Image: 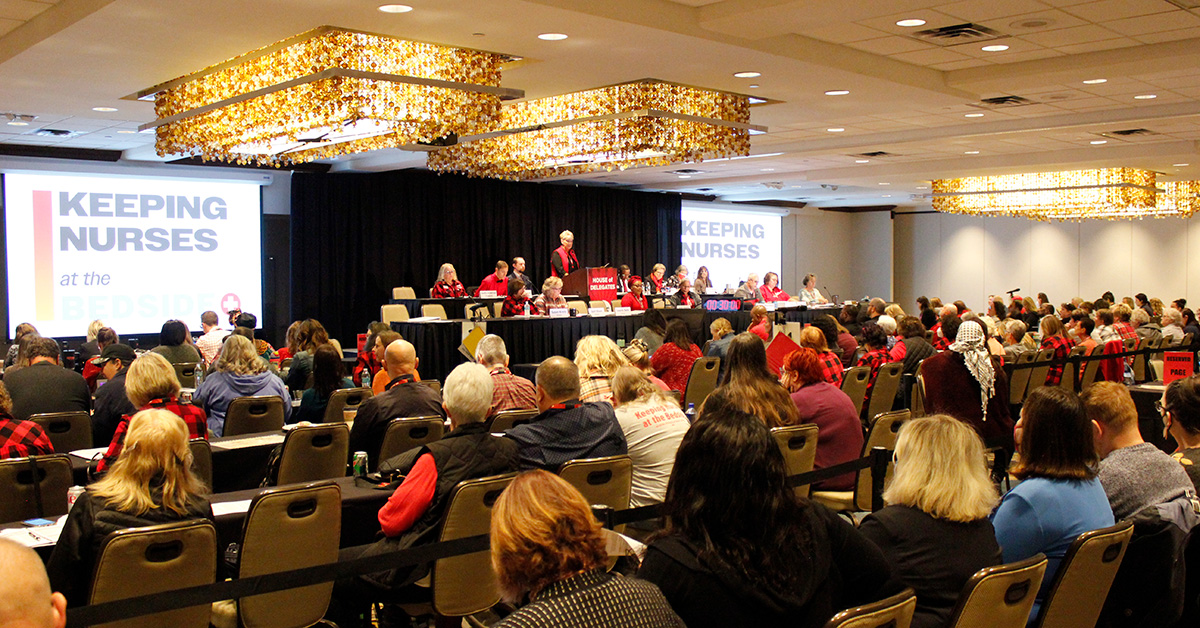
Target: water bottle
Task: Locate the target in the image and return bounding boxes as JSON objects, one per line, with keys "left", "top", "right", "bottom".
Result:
{"left": 685, "top": 402, "right": 696, "bottom": 422}
{"left": 523, "top": 301, "right": 531, "bottom": 317}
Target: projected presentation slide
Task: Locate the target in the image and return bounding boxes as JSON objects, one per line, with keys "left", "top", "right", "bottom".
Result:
{"left": 3, "top": 172, "right": 263, "bottom": 338}
{"left": 680, "top": 205, "right": 782, "bottom": 293}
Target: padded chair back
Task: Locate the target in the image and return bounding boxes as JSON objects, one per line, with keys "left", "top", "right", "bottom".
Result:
{"left": 557, "top": 455, "right": 633, "bottom": 511}
{"left": 237, "top": 482, "right": 342, "bottom": 628}
{"left": 1132, "top": 337, "right": 1151, "bottom": 383}
{"left": 683, "top": 357, "right": 721, "bottom": 409}
{"left": 771, "top": 424, "right": 819, "bottom": 499}
{"left": 421, "top": 304, "right": 448, "bottom": 320}
{"left": 223, "top": 396, "right": 286, "bottom": 436}
{"left": 0, "top": 454, "right": 72, "bottom": 523}
{"left": 276, "top": 423, "right": 349, "bottom": 486}
{"left": 865, "top": 362, "right": 904, "bottom": 424}
{"left": 841, "top": 366, "right": 871, "bottom": 416}
{"left": 854, "top": 410, "right": 909, "bottom": 511}
{"left": 946, "top": 554, "right": 1048, "bottom": 628}
{"left": 323, "top": 387, "right": 373, "bottom": 423}
{"left": 487, "top": 409, "right": 537, "bottom": 432}
{"left": 566, "top": 299, "right": 589, "bottom": 314}
{"left": 492, "top": 302, "right": 503, "bottom": 318}
{"left": 378, "top": 416, "right": 445, "bottom": 463}
{"left": 430, "top": 473, "right": 518, "bottom": 617}
{"left": 381, "top": 303, "right": 409, "bottom": 324}
{"left": 1122, "top": 337, "right": 1138, "bottom": 353}
{"left": 89, "top": 519, "right": 217, "bottom": 628}
{"left": 1025, "top": 348, "right": 1055, "bottom": 397}
{"left": 825, "top": 587, "right": 917, "bottom": 628}
{"left": 611, "top": 299, "right": 623, "bottom": 311}
{"left": 1062, "top": 345, "right": 1086, "bottom": 392}
{"left": 1008, "top": 352, "right": 1037, "bottom": 404}
{"left": 653, "top": 299, "right": 666, "bottom": 309}
{"left": 419, "top": 379, "right": 442, "bottom": 394}
{"left": 393, "top": 286, "right": 417, "bottom": 300}
{"left": 912, "top": 372, "right": 926, "bottom": 418}
{"left": 1033, "top": 520, "right": 1133, "bottom": 628}
{"left": 29, "top": 411, "right": 92, "bottom": 454}
{"left": 173, "top": 362, "right": 201, "bottom": 389}
{"left": 1079, "top": 344, "right": 1104, "bottom": 390}
{"left": 589, "top": 300, "right": 612, "bottom": 312}
{"left": 188, "top": 439, "right": 213, "bottom": 489}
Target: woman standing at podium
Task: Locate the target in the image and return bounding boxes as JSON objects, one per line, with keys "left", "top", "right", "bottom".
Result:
{"left": 550, "top": 230, "right": 580, "bottom": 277}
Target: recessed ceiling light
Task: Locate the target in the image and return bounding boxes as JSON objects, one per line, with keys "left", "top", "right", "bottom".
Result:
{"left": 981, "top": 44, "right": 1009, "bottom": 52}
{"left": 964, "top": 150, "right": 979, "bottom": 154}
{"left": 825, "top": 90, "right": 850, "bottom": 96}
{"left": 915, "top": 185, "right": 928, "bottom": 190}
{"left": 678, "top": 175, "right": 692, "bottom": 179}
{"left": 1090, "top": 140, "right": 1107, "bottom": 144}
{"left": 733, "top": 71, "right": 761, "bottom": 78}
{"left": 748, "top": 84, "right": 760, "bottom": 88}
{"left": 883, "top": 195, "right": 892, "bottom": 198}
{"left": 1133, "top": 94, "right": 1157, "bottom": 100}
{"left": 826, "top": 127, "right": 845, "bottom": 132}
{"left": 748, "top": 128, "right": 766, "bottom": 135}
{"left": 116, "top": 130, "right": 137, "bottom": 134}
{"left": 377, "top": 4, "right": 413, "bottom": 13}
{"left": 1173, "top": 163, "right": 1189, "bottom": 167}
{"left": 855, "top": 159, "right": 870, "bottom": 163}
{"left": 896, "top": 19, "right": 926, "bottom": 27}
{"left": 7, "top": 120, "right": 28, "bottom": 127}
{"left": 538, "top": 33, "right": 568, "bottom": 41}
{"left": 748, "top": 96, "right": 767, "bottom": 104}
{"left": 878, "top": 182, "right": 890, "bottom": 186}
{"left": 1082, "top": 78, "right": 1107, "bottom": 84}
{"left": 92, "top": 106, "right": 118, "bottom": 112}
{"left": 964, "top": 113, "right": 984, "bottom": 118}
{"left": 760, "top": 168, "right": 775, "bottom": 171}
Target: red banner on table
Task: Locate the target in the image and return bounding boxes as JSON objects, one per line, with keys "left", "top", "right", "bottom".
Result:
{"left": 1163, "top": 351, "right": 1194, "bottom": 384}
{"left": 588, "top": 267, "right": 618, "bottom": 303}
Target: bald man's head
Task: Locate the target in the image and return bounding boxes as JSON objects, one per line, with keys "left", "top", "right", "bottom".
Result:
{"left": 384, "top": 339, "right": 418, "bottom": 378}
{"left": 535, "top": 356, "right": 581, "bottom": 411}
{"left": 0, "top": 539, "right": 66, "bottom": 628}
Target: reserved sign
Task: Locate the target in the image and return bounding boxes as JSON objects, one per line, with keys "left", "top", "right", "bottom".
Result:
{"left": 1164, "top": 351, "right": 1194, "bottom": 384}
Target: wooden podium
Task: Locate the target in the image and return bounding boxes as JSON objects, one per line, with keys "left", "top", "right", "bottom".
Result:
{"left": 561, "top": 267, "right": 618, "bottom": 302}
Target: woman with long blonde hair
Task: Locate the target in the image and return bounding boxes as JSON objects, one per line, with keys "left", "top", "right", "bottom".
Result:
{"left": 48, "top": 409, "right": 212, "bottom": 605}
{"left": 574, "top": 335, "right": 629, "bottom": 403}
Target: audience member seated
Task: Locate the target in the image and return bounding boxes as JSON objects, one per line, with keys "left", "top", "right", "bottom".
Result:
{"left": 862, "top": 298, "right": 887, "bottom": 327}
{"left": 840, "top": 303, "right": 862, "bottom": 338}
{"left": 1182, "top": 308, "right": 1200, "bottom": 342}
{"left": 193, "top": 334, "right": 291, "bottom": 437}
{"left": 0, "top": 538, "right": 67, "bottom": 628}
{"left": 651, "top": 320, "right": 702, "bottom": 393}
{"left": 430, "top": 262, "right": 468, "bottom": 298}
{"left": 531, "top": 276, "right": 567, "bottom": 315}
{"left": 708, "top": 333, "right": 798, "bottom": 428}
{"left": 90, "top": 344, "right": 138, "bottom": 449}
{"left": 663, "top": 265, "right": 689, "bottom": 290}
{"left": 917, "top": 296, "right": 937, "bottom": 329}
{"left": 5, "top": 323, "right": 37, "bottom": 369}
{"left": 98, "top": 353, "right": 207, "bottom": 473}
{"left": 5, "top": 337, "right": 91, "bottom": 422}
{"left": 504, "top": 356, "right": 626, "bottom": 470}
{"left": 961, "top": 313, "right": 1002, "bottom": 358}
{"left": 760, "top": 271, "right": 790, "bottom": 302}
{"left": 638, "top": 399, "right": 895, "bottom": 628}
{"left": 511, "top": 257, "right": 534, "bottom": 292}
{"left": 369, "top": 330, "right": 403, "bottom": 395}
{"left": 748, "top": 303, "right": 772, "bottom": 341}
{"left": 195, "top": 310, "right": 231, "bottom": 367}
{"left": 991, "top": 387, "right": 1114, "bottom": 620}
{"left": 80, "top": 327, "right": 119, "bottom": 391}
{"left": 284, "top": 318, "right": 336, "bottom": 392}
{"left": 704, "top": 317, "right": 734, "bottom": 383}
{"left": 349, "top": 339, "right": 444, "bottom": 471}
{"left": 1083, "top": 382, "right": 1193, "bottom": 520}
{"left": 611, "top": 367, "right": 689, "bottom": 507}
{"left": 621, "top": 276, "right": 650, "bottom": 311}
{"left": 475, "top": 334, "right": 537, "bottom": 413}
{"left": 1001, "top": 319, "right": 1033, "bottom": 363}
{"left": 1092, "top": 308, "right": 1120, "bottom": 343}
{"left": 616, "top": 264, "right": 633, "bottom": 293}
{"left": 491, "top": 470, "right": 684, "bottom": 628}
{"left": 921, "top": 320, "right": 1013, "bottom": 450}
{"left": 732, "top": 273, "right": 762, "bottom": 302}
{"left": 1111, "top": 304, "right": 1138, "bottom": 343}
{"left": 859, "top": 415, "right": 1002, "bottom": 628}
{"left": 1165, "top": 375, "right": 1200, "bottom": 491}
{"left": 500, "top": 277, "right": 532, "bottom": 317}
{"left": 798, "top": 326, "right": 844, "bottom": 387}
{"left": 876, "top": 314, "right": 899, "bottom": 350}
{"left": 475, "top": 260, "right": 510, "bottom": 297}
{"left": 635, "top": 309, "right": 668, "bottom": 356}
{"left": 277, "top": 320, "right": 300, "bottom": 362}
{"left": 1131, "top": 307, "right": 1162, "bottom": 342}
{"left": 668, "top": 278, "right": 700, "bottom": 308}
{"left": 798, "top": 273, "right": 827, "bottom": 303}
{"left": 333, "top": 363, "right": 519, "bottom": 627}
{"left": 781, "top": 348, "right": 861, "bottom": 490}
{"left": 1162, "top": 307, "right": 1186, "bottom": 344}
{"left": 233, "top": 311, "right": 277, "bottom": 364}
{"left": 888, "top": 317, "right": 934, "bottom": 376}
{"left": 48, "top": 409, "right": 212, "bottom": 606}
{"left": 0, "top": 381, "right": 53, "bottom": 459}
{"left": 353, "top": 322, "right": 389, "bottom": 387}
{"left": 623, "top": 340, "right": 671, "bottom": 392}
{"left": 854, "top": 323, "right": 892, "bottom": 419}
{"left": 694, "top": 266, "right": 712, "bottom": 293}
{"left": 293, "top": 345, "right": 354, "bottom": 424}
{"left": 149, "top": 319, "right": 202, "bottom": 365}
{"left": 1039, "top": 315, "right": 1074, "bottom": 387}
{"left": 574, "top": 335, "right": 630, "bottom": 404}
{"left": 1072, "top": 316, "right": 1097, "bottom": 353}
{"left": 648, "top": 263, "right": 667, "bottom": 293}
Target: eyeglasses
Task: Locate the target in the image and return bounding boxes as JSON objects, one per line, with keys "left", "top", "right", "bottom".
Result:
{"left": 1155, "top": 399, "right": 1169, "bottom": 417}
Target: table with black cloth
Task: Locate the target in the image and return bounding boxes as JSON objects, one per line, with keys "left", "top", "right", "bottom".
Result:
{"left": 69, "top": 431, "right": 286, "bottom": 492}
{"left": 388, "top": 297, "right": 504, "bottom": 320}
{"left": 1128, "top": 382, "right": 1175, "bottom": 453}
{"left": 483, "top": 314, "right": 644, "bottom": 365}
{"left": 659, "top": 308, "right": 751, "bottom": 345}
{"left": 390, "top": 319, "right": 467, "bottom": 383}
{"left": 779, "top": 304, "right": 843, "bottom": 326}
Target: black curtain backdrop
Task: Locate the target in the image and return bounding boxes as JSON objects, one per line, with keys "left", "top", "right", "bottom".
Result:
{"left": 290, "top": 169, "right": 681, "bottom": 341}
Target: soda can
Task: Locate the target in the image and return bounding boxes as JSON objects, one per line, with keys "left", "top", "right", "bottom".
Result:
{"left": 67, "top": 485, "right": 86, "bottom": 508}
{"left": 352, "top": 451, "right": 369, "bottom": 477}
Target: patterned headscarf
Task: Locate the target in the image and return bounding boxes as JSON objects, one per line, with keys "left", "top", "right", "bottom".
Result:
{"left": 948, "top": 320, "right": 995, "bottom": 420}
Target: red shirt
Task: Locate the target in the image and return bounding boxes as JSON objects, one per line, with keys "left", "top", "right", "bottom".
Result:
{"left": 621, "top": 292, "right": 648, "bottom": 311}
{"left": 856, "top": 348, "right": 891, "bottom": 415}
{"left": 817, "top": 351, "right": 844, "bottom": 388}
{"left": 489, "top": 366, "right": 538, "bottom": 413}
{"left": 475, "top": 273, "right": 509, "bottom": 297}
{"left": 761, "top": 285, "right": 790, "bottom": 302}
{"left": 1040, "top": 335, "right": 1073, "bottom": 386}
{"left": 501, "top": 294, "right": 530, "bottom": 317}
{"left": 649, "top": 275, "right": 665, "bottom": 293}
{"left": 431, "top": 280, "right": 468, "bottom": 298}
{"left": 749, "top": 319, "right": 770, "bottom": 341}
{"left": 379, "top": 452, "right": 437, "bottom": 537}
{"left": 98, "top": 397, "right": 208, "bottom": 472}
{"left": 651, "top": 343, "right": 703, "bottom": 392}
{"left": 0, "top": 415, "right": 53, "bottom": 459}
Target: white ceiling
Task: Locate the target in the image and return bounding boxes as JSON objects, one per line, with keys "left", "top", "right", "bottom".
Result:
{"left": 2, "top": 0, "right": 1200, "bottom": 207}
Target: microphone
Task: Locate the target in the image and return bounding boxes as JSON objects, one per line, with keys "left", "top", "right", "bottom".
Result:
{"left": 1006, "top": 287, "right": 1020, "bottom": 297}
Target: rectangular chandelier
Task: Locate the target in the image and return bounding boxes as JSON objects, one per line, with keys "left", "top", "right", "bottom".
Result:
{"left": 131, "top": 26, "right": 523, "bottom": 165}
{"left": 426, "top": 79, "right": 764, "bottom": 180}
{"left": 932, "top": 168, "right": 1197, "bottom": 221}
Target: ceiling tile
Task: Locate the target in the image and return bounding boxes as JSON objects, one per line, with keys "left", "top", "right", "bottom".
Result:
{"left": 846, "top": 35, "right": 935, "bottom": 55}
{"left": 1019, "top": 24, "right": 1126, "bottom": 47}
{"left": 998, "top": 9, "right": 1091, "bottom": 34}
{"left": 1133, "top": 29, "right": 1200, "bottom": 44}
{"left": 0, "top": 0, "right": 53, "bottom": 22}
{"left": 854, "top": 9, "right": 971, "bottom": 35}
{"left": 1102, "top": 11, "right": 1200, "bottom": 36}
{"left": 930, "top": 58, "right": 992, "bottom": 70}
{"left": 1052, "top": 37, "right": 1141, "bottom": 54}
{"left": 1061, "top": 0, "right": 1177, "bottom": 22}
{"left": 799, "top": 22, "right": 889, "bottom": 44}
{"left": 936, "top": 0, "right": 1066, "bottom": 24}
{"left": 890, "top": 47, "right": 973, "bottom": 66}
{"left": 0, "top": 17, "right": 20, "bottom": 36}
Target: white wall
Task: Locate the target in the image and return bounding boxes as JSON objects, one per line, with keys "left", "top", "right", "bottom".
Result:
{"left": 893, "top": 210, "right": 1200, "bottom": 312}
{"left": 782, "top": 208, "right": 893, "bottom": 301}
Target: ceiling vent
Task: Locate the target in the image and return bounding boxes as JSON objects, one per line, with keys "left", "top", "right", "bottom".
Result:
{"left": 669, "top": 168, "right": 705, "bottom": 175}
{"left": 855, "top": 151, "right": 895, "bottom": 158}
{"left": 971, "top": 95, "right": 1037, "bottom": 109}
{"left": 30, "top": 128, "right": 83, "bottom": 138}
{"left": 1108, "top": 128, "right": 1156, "bottom": 136}
{"left": 911, "top": 23, "right": 1004, "bottom": 46}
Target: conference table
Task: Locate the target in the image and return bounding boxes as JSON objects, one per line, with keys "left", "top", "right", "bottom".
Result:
{"left": 389, "top": 297, "right": 504, "bottom": 320}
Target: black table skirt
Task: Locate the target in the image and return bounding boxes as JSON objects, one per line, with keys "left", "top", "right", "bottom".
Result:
{"left": 391, "top": 320, "right": 467, "bottom": 383}
{"left": 484, "top": 315, "right": 645, "bottom": 365}
{"left": 1129, "top": 383, "right": 1174, "bottom": 453}
{"left": 389, "top": 297, "right": 504, "bottom": 320}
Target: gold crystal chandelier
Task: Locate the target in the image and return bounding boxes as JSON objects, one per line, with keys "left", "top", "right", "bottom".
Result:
{"left": 131, "top": 26, "right": 523, "bottom": 165}
{"left": 426, "top": 79, "right": 764, "bottom": 180}
{"left": 932, "top": 168, "right": 1199, "bottom": 221}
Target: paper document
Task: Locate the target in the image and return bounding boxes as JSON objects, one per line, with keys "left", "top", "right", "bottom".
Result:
{"left": 211, "top": 500, "right": 253, "bottom": 517}
{"left": 70, "top": 447, "right": 108, "bottom": 460}
{"left": 211, "top": 433, "right": 285, "bottom": 450}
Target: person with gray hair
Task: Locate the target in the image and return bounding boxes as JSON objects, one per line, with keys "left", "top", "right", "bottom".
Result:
{"left": 732, "top": 273, "right": 762, "bottom": 302}
{"left": 505, "top": 356, "right": 627, "bottom": 470}
{"left": 0, "top": 539, "right": 67, "bottom": 628}
{"left": 1131, "top": 307, "right": 1163, "bottom": 342}
{"left": 475, "top": 334, "right": 536, "bottom": 413}
{"left": 1001, "top": 319, "right": 1033, "bottom": 364}
{"left": 1162, "top": 308, "right": 1186, "bottom": 344}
